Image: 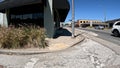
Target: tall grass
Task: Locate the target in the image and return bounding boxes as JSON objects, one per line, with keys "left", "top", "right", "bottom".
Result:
{"left": 0, "top": 26, "right": 48, "bottom": 49}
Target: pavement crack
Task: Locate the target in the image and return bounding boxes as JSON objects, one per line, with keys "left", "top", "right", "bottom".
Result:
{"left": 24, "top": 57, "right": 39, "bottom": 68}
{"left": 89, "top": 55, "right": 105, "bottom": 68}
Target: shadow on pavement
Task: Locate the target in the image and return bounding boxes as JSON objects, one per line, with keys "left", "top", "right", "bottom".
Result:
{"left": 53, "top": 28, "right": 72, "bottom": 38}
{"left": 111, "top": 34, "right": 120, "bottom": 37}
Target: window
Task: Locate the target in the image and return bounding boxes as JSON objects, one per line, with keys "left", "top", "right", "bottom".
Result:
{"left": 83, "top": 21, "right": 85, "bottom": 23}
{"left": 80, "top": 21, "right": 82, "bottom": 23}
{"left": 115, "top": 22, "right": 120, "bottom": 25}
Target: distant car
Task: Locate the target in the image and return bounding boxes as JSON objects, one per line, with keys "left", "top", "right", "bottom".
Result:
{"left": 112, "top": 21, "right": 120, "bottom": 37}
{"left": 94, "top": 26, "right": 104, "bottom": 30}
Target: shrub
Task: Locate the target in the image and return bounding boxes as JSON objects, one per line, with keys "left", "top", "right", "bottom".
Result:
{"left": 0, "top": 26, "right": 48, "bottom": 49}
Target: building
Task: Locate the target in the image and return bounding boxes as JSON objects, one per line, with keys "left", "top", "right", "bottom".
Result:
{"left": 105, "top": 18, "right": 120, "bottom": 28}
{"left": 76, "top": 19, "right": 107, "bottom": 27}
{"left": 0, "top": 0, "right": 70, "bottom": 38}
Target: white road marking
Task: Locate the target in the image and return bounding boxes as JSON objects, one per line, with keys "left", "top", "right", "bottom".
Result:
{"left": 76, "top": 29, "right": 98, "bottom": 36}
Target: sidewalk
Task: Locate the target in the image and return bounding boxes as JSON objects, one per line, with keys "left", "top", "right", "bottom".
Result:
{"left": 30, "top": 28, "right": 120, "bottom": 68}
{"left": 48, "top": 27, "right": 84, "bottom": 51}
{"left": 1, "top": 27, "right": 120, "bottom": 68}
{"left": 0, "top": 27, "right": 85, "bottom": 55}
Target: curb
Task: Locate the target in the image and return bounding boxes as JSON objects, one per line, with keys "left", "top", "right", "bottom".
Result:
{"left": 0, "top": 49, "right": 50, "bottom": 55}
{"left": 70, "top": 36, "right": 85, "bottom": 47}
{"left": 0, "top": 35, "right": 85, "bottom": 55}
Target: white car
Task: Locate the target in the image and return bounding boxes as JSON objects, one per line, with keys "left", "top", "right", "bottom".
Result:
{"left": 112, "top": 21, "right": 120, "bottom": 37}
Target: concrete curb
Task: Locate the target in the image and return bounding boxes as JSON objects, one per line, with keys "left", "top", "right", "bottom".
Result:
{"left": 0, "top": 35, "right": 85, "bottom": 55}
{"left": 0, "top": 49, "right": 50, "bottom": 55}
{"left": 70, "top": 36, "right": 85, "bottom": 47}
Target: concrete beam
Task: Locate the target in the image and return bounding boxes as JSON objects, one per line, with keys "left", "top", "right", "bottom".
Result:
{"left": 44, "top": 0, "right": 54, "bottom": 38}
{"left": 0, "top": 12, "right": 8, "bottom": 27}
{"left": 0, "top": 13, "right": 4, "bottom": 26}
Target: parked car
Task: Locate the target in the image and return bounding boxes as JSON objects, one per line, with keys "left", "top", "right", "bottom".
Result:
{"left": 112, "top": 21, "right": 120, "bottom": 37}
{"left": 94, "top": 26, "right": 104, "bottom": 30}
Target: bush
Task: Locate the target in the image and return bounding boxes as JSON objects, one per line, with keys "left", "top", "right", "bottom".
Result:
{"left": 0, "top": 26, "right": 48, "bottom": 49}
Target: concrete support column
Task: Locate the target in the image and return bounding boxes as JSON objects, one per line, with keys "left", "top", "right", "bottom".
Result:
{"left": 55, "top": 15, "right": 60, "bottom": 29}
{"left": 90, "top": 21, "right": 93, "bottom": 27}
{"left": 44, "top": 0, "right": 54, "bottom": 38}
{"left": 107, "top": 23, "right": 110, "bottom": 28}
{"left": 54, "top": 9, "right": 60, "bottom": 29}
{"left": 55, "top": 21, "right": 60, "bottom": 29}
{"left": 0, "top": 12, "right": 8, "bottom": 27}
{"left": 0, "top": 13, "right": 4, "bottom": 26}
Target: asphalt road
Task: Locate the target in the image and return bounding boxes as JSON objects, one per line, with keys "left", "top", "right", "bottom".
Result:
{"left": 79, "top": 28, "right": 120, "bottom": 45}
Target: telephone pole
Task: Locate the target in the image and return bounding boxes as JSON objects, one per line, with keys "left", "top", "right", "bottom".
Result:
{"left": 72, "top": 0, "right": 75, "bottom": 38}
{"left": 104, "top": 10, "right": 106, "bottom": 22}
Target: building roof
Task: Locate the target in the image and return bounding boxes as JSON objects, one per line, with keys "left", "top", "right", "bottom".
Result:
{"left": 106, "top": 18, "right": 120, "bottom": 23}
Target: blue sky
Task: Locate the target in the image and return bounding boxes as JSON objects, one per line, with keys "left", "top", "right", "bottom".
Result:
{"left": 65, "top": 0, "right": 120, "bottom": 22}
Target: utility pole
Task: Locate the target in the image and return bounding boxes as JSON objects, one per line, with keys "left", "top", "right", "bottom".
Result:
{"left": 104, "top": 10, "right": 106, "bottom": 23}
{"left": 72, "top": 0, "right": 75, "bottom": 38}
{"left": 104, "top": 9, "right": 109, "bottom": 28}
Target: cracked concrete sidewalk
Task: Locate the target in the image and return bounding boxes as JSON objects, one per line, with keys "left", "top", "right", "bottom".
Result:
{"left": 76, "top": 38, "right": 120, "bottom": 68}
{"left": 0, "top": 27, "right": 120, "bottom": 68}
{"left": 33, "top": 37, "right": 120, "bottom": 68}
{"left": 59, "top": 27, "right": 120, "bottom": 68}
{"left": 47, "top": 27, "right": 84, "bottom": 51}
{"left": 47, "top": 35, "right": 84, "bottom": 51}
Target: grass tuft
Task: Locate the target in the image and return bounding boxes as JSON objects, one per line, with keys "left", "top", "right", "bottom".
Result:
{"left": 0, "top": 26, "right": 48, "bottom": 49}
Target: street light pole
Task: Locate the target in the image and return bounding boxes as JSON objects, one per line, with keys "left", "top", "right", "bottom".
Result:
{"left": 72, "top": 0, "right": 75, "bottom": 38}
{"left": 104, "top": 10, "right": 106, "bottom": 23}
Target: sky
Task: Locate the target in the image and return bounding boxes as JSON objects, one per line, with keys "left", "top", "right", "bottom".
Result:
{"left": 65, "top": 0, "right": 120, "bottom": 22}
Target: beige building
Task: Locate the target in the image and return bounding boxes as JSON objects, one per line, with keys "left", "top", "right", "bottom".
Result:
{"left": 77, "top": 19, "right": 107, "bottom": 27}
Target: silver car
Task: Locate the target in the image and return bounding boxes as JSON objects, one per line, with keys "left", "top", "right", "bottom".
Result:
{"left": 95, "top": 26, "right": 104, "bottom": 30}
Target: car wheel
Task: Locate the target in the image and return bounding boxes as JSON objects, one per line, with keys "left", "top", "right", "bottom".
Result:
{"left": 113, "top": 30, "right": 119, "bottom": 37}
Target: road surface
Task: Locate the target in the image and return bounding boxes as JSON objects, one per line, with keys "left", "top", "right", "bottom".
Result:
{"left": 79, "top": 28, "right": 120, "bottom": 45}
